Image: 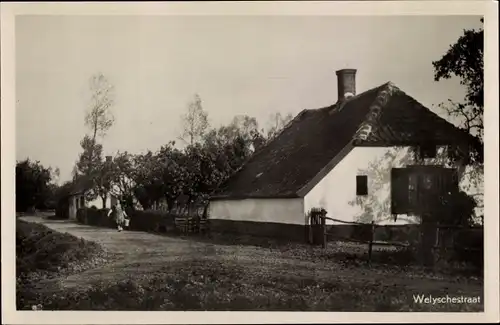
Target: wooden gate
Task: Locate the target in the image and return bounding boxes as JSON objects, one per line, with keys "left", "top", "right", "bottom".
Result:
{"left": 308, "top": 208, "right": 327, "bottom": 247}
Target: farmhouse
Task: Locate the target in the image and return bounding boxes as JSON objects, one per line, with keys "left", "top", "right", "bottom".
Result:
{"left": 209, "top": 69, "right": 479, "bottom": 241}
{"left": 58, "top": 156, "right": 120, "bottom": 220}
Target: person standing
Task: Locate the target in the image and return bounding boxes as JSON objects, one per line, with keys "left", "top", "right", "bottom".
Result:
{"left": 107, "top": 201, "right": 128, "bottom": 232}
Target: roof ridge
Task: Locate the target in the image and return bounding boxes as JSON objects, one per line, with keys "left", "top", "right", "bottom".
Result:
{"left": 328, "top": 82, "right": 392, "bottom": 115}
{"left": 352, "top": 81, "right": 400, "bottom": 141}
{"left": 386, "top": 83, "right": 478, "bottom": 143}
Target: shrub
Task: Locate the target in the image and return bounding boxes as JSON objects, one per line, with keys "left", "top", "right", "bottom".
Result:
{"left": 438, "top": 191, "right": 483, "bottom": 271}
{"left": 78, "top": 208, "right": 115, "bottom": 228}
{"left": 440, "top": 190, "right": 478, "bottom": 227}
{"left": 55, "top": 197, "right": 70, "bottom": 219}
{"left": 76, "top": 208, "right": 86, "bottom": 224}
{"left": 451, "top": 227, "right": 483, "bottom": 271}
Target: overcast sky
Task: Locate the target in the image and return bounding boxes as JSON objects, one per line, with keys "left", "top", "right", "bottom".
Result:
{"left": 16, "top": 15, "right": 483, "bottom": 182}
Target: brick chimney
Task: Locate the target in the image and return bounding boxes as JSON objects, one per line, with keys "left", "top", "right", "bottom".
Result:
{"left": 336, "top": 69, "right": 357, "bottom": 101}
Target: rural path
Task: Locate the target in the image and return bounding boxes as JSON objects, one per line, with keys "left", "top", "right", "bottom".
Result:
{"left": 19, "top": 216, "right": 482, "bottom": 295}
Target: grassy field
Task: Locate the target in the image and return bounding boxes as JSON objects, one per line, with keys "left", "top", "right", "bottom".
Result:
{"left": 17, "top": 216, "right": 483, "bottom": 311}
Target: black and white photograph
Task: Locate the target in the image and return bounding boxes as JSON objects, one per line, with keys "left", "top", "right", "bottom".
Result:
{"left": 2, "top": 1, "right": 499, "bottom": 323}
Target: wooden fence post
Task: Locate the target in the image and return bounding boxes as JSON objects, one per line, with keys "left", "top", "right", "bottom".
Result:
{"left": 321, "top": 214, "right": 326, "bottom": 249}
{"left": 307, "top": 212, "right": 313, "bottom": 244}
{"left": 435, "top": 226, "right": 440, "bottom": 247}
{"left": 368, "top": 220, "right": 375, "bottom": 264}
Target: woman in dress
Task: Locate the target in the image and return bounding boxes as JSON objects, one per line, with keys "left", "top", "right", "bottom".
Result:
{"left": 108, "top": 201, "right": 128, "bottom": 232}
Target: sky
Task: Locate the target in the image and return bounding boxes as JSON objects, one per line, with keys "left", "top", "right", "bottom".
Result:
{"left": 15, "top": 15, "right": 483, "bottom": 183}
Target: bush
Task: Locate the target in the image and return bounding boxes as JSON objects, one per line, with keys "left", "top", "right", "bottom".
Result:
{"left": 452, "top": 227, "right": 483, "bottom": 271}
{"left": 86, "top": 208, "right": 112, "bottom": 227}
{"left": 438, "top": 191, "right": 483, "bottom": 271}
{"left": 76, "top": 208, "right": 86, "bottom": 224}
{"left": 55, "top": 197, "right": 70, "bottom": 219}
{"left": 441, "top": 190, "right": 478, "bottom": 227}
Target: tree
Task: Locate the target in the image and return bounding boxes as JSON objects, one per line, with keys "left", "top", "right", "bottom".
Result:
{"left": 71, "top": 166, "right": 79, "bottom": 181}
{"left": 74, "top": 135, "right": 115, "bottom": 205}
{"left": 50, "top": 167, "right": 61, "bottom": 185}
{"left": 74, "top": 135, "right": 102, "bottom": 202}
{"left": 204, "top": 114, "right": 263, "bottom": 152}
{"left": 432, "top": 18, "right": 484, "bottom": 152}
{"left": 85, "top": 73, "right": 115, "bottom": 142}
{"left": 432, "top": 17, "right": 484, "bottom": 220}
{"left": 16, "top": 159, "right": 54, "bottom": 212}
{"left": 73, "top": 73, "right": 115, "bottom": 205}
{"left": 202, "top": 116, "right": 260, "bottom": 194}
{"left": 157, "top": 143, "right": 187, "bottom": 211}
{"left": 93, "top": 159, "right": 114, "bottom": 209}
{"left": 79, "top": 73, "right": 115, "bottom": 180}
{"left": 130, "top": 151, "right": 165, "bottom": 210}
{"left": 109, "top": 151, "right": 136, "bottom": 210}
{"left": 75, "top": 135, "right": 103, "bottom": 177}
{"left": 179, "top": 94, "right": 209, "bottom": 145}
{"left": 265, "top": 112, "right": 293, "bottom": 140}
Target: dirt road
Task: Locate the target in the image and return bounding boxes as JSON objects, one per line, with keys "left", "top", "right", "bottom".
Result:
{"left": 18, "top": 216, "right": 483, "bottom": 311}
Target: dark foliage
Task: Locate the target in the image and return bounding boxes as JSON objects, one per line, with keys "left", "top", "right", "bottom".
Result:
{"left": 452, "top": 228, "right": 483, "bottom": 271}
{"left": 16, "top": 159, "right": 55, "bottom": 212}
{"left": 76, "top": 208, "right": 116, "bottom": 228}
{"left": 432, "top": 18, "right": 484, "bottom": 162}
{"left": 128, "top": 210, "right": 176, "bottom": 232}
{"left": 440, "top": 190, "right": 478, "bottom": 226}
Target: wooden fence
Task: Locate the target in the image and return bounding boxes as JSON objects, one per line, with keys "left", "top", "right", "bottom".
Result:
{"left": 172, "top": 215, "right": 209, "bottom": 235}
{"left": 308, "top": 209, "right": 483, "bottom": 264}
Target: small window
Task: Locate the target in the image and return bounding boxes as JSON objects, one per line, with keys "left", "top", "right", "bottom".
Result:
{"left": 356, "top": 175, "right": 368, "bottom": 196}
{"left": 419, "top": 144, "right": 437, "bottom": 159}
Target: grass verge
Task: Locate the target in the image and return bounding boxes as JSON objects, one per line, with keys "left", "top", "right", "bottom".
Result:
{"left": 27, "top": 258, "right": 483, "bottom": 311}
{"left": 16, "top": 220, "right": 112, "bottom": 309}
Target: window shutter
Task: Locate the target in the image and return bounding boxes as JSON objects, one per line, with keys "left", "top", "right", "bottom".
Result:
{"left": 391, "top": 168, "right": 409, "bottom": 214}
{"left": 356, "top": 175, "right": 368, "bottom": 196}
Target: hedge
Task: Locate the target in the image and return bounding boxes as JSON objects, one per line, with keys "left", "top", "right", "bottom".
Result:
{"left": 452, "top": 227, "right": 483, "bottom": 270}
{"left": 77, "top": 208, "right": 115, "bottom": 228}
{"left": 325, "top": 224, "right": 420, "bottom": 244}
{"left": 76, "top": 208, "right": 178, "bottom": 233}
{"left": 129, "top": 210, "right": 177, "bottom": 232}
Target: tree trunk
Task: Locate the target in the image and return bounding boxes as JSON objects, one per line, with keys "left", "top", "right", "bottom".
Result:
{"left": 166, "top": 197, "right": 176, "bottom": 213}
{"left": 101, "top": 195, "right": 107, "bottom": 209}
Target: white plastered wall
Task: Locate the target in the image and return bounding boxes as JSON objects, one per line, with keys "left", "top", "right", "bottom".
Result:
{"left": 209, "top": 198, "right": 305, "bottom": 225}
